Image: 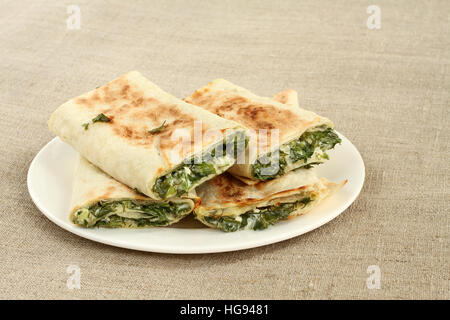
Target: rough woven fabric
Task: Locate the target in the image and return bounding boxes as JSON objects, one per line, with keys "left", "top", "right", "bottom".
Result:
{"left": 0, "top": 0, "right": 448, "bottom": 299}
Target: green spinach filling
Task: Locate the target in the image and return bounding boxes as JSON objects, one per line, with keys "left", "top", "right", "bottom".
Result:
{"left": 72, "top": 200, "right": 192, "bottom": 228}
{"left": 252, "top": 127, "right": 341, "bottom": 181}
{"left": 202, "top": 197, "right": 312, "bottom": 232}
{"left": 153, "top": 131, "right": 248, "bottom": 199}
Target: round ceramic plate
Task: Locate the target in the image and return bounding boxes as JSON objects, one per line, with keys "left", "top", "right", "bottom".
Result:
{"left": 27, "top": 133, "right": 364, "bottom": 254}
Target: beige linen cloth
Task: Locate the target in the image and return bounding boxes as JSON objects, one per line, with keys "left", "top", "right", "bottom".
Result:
{"left": 0, "top": 0, "right": 448, "bottom": 299}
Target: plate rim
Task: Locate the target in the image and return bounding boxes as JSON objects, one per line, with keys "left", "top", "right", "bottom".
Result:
{"left": 27, "top": 133, "right": 365, "bottom": 254}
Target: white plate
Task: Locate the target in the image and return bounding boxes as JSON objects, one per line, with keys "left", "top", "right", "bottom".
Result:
{"left": 27, "top": 133, "right": 364, "bottom": 254}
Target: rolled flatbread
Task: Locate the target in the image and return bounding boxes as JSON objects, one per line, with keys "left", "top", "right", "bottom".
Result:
{"left": 49, "top": 71, "right": 249, "bottom": 200}
{"left": 71, "top": 156, "right": 198, "bottom": 228}
{"left": 185, "top": 80, "right": 341, "bottom": 184}
{"left": 194, "top": 168, "right": 346, "bottom": 232}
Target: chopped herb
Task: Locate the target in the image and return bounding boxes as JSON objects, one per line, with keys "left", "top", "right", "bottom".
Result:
{"left": 92, "top": 113, "right": 110, "bottom": 123}
{"left": 152, "top": 131, "right": 247, "bottom": 199}
{"left": 202, "top": 197, "right": 313, "bottom": 232}
{"left": 153, "top": 158, "right": 218, "bottom": 199}
{"left": 81, "top": 113, "right": 111, "bottom": 130}
{"left": 252, "top": 127, "right": 341, "bottom": 180}
{"left": 72, "top": 199, "right": 192, "bottom": 228}
{"left": 149, "top": 121, "right": 167, "bottom": 134}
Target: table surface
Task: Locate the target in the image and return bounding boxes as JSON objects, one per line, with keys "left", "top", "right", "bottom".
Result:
{"left": 0, "top": 0, "right": 448, "bottom": 299}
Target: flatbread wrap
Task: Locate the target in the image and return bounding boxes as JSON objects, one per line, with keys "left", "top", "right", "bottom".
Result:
{"left": 185, "top": 80, "right": 341, "bottom": 184}
{"left": 194, "top": 168, "right": 347, "bottom": 232}
{"left": 48, "top": 71, "right": 249, "bottom": 200}
{"left": 71, "top": 156, "right": 198, "bottom": 228}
